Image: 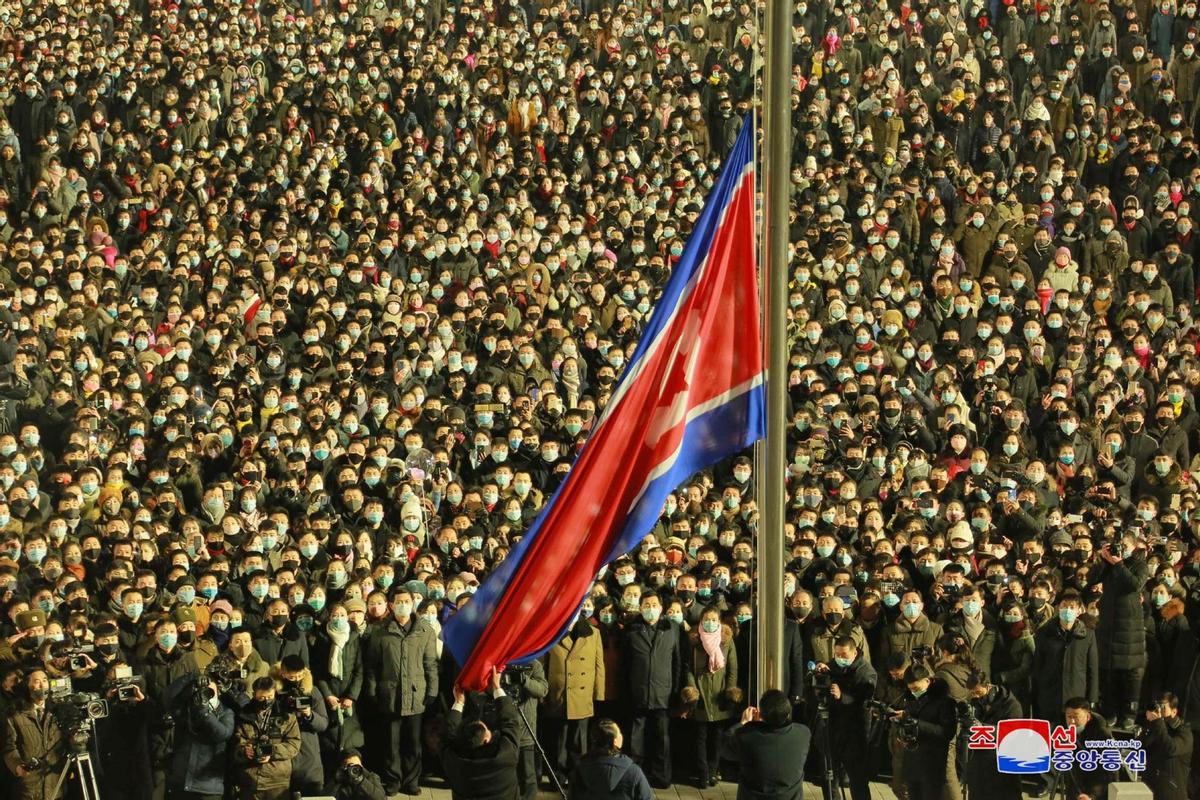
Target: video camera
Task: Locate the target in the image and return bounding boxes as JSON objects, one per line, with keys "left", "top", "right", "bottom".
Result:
{"left": 50, "top": 642, "right": 95, "bottom": 672}
{"left": 104, "top": 664, "right": 145, "bottom": 702}
{"left": 341, "top": 763, "right": 365, "bottom": 785}
{"left": 47, "top": 678, "right": 108, "bottom": 753}
{"left": 909, "top": 645, "right": 933, "bottom": 665}
{"left": 277, "top": 692, "right": 313, "bottom": 714}
{"left": 199, "top": 657, "right": 248, "bottom": 700}
{"left": 250, "top": 737, "right": 275, "bottom": 760}
{"left": 864, "top": 699, "right": 919, "bottom": 747}
{"left": 500, "top": 663, "right": 534, "bottom": 702}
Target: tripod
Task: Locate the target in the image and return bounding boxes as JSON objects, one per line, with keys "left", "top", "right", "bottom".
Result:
{"left": 515, "top": 702, "right": 567, "bottom": 800}
{"left": 50, "top": 750, "right": 101, "bottom": 800}
{"left": 814, "top": 698, "right": 848, "bottom": 800}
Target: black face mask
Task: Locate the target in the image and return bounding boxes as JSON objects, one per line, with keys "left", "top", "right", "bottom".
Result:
{"left": 824, "top": 611, "right": 844, "bottom": 628}
{"left": 270, "top": 614, "right": 289, "bottom": 629}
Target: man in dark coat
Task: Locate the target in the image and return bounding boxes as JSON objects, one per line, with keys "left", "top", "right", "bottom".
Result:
{"left": 254, "top": 599, "right": 311, "bottom": 668}
{"left": 1088, "top": 538, "right": 1148, "bottom": 727}
{"left": 728, "top": 689, "right": 812, "bottom": 800}
{"left": 164, "top": 674, "right": 237, "bottom": 800}
{"left": 619, "top": 593, "right": 681, "bottom": 788}
{"left": 894, "top": 665, "right": 958, "bottom": 800}
{"left": 820, "top": 637, "right": 877, "bottom": 800}
{"left": 1031, "top": 592, "right": 1100, "bottom": 723}
{"left": 362, "top": 589, "right": 439, "bottom": 795}
{"left": 964, "top": 672, "right": 1023, "bottom": 800}
{"left": 1060, "top": 699, "right": 1114, "bottom": 800}
{"left": 443, "top": 672, "right": 521, "bottom": 800}
{"left": 1139, "top": 692, "right": 1193, "bottom": 800}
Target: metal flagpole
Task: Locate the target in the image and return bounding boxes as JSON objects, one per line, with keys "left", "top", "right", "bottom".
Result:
{"left": 756, "top": 0, "right": 792, "bottom": 695}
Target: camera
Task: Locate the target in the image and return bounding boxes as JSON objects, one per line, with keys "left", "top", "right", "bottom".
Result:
{"left": 808, "top": 669, "right": 833, "bottom": 692}
{"left": 50, "top": 642, "right": 95, "bottom": 673}
{"left": 910, "top": 645, "right": 933, "bottom": 664}
{"left": 277, "top": 692, "right": 313, "bottom": 713}
{"left": 501, "top": 663, "right": 533, "bottom": 702}
{"left": 251, "top": 737, "right": 275, "bottom": 760}
{"left": 202, "top": 657, "right": 248, "bottom": 696}
{"left": 47, "top": 679, "right": 108, "bottom": 754}
{"left": 104, "top": 664, "right": 145, "bottom": 702}
{"left": 342, "top": 764, "right": 365, "bottom": 785}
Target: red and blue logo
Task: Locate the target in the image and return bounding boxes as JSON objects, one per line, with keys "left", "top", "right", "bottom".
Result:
{"left": 994, "top": 720, "right": 1052, "bottom": 774}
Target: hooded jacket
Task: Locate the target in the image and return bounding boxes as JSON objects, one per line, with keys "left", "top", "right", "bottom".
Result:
{"left": 568, "top": 753, "right": 654, "bottom": 800}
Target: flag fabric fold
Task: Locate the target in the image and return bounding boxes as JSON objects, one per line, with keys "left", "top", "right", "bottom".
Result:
{"left": 443, "top": 118, "right": 764, "bottom": 690}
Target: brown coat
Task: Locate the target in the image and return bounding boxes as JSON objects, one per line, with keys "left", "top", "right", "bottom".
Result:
{"left": 681, "top": 625, "right": 741, "bottom": 722}
{"left": 545, "top": 622, "right": 605, "bottom": 720}
{"left": 2, "top": 706, "right": 65, "bottom": 800}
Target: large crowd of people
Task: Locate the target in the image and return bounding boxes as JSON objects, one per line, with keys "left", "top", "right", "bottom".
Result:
{"left": 0, "top": 0, "right": 1199, "bottom": 798}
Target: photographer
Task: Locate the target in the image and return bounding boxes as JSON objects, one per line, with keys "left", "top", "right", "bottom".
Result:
{"left": 890, "top": 665, "right": 957, "bottom": 800}
{"left": 497, "top": 660, "right": 547, "bottom": 800}
{"left": 232, "top": 677, "right": 301, "bottom": 800}
{"left": 1139, "top": 692, "right": 1192, "bottom": 800}
{"left": 1088, "top": 535, "right": 1149, "bottom": 728}
{"left": 327, "top": 752, "right": 385, "bottom": 800}
{"left": 274, "top": 654, "right": 329, "bottom": 795}
{"left": 163, "top": 673, "right": 235, "bottom": 800}
{"left": 727, "top": 689, "right": 811, "bottom": 800}
{"left": 95, "top": 663, "right": 153, "bottom": 800}
{"left": 814, "top": 636, "right": 876, "bottom": 800}
{"left": 1, "top": 670, "right": 64, "bottom": 800}
{"left": 443, "top": 670, "right": 521, "bottom": 800}
{"left": 1060, "top": 698, "right": 1114, "bottom": 800}
{"left": 962, "top": 672, "right": 1022, "bottom": 800}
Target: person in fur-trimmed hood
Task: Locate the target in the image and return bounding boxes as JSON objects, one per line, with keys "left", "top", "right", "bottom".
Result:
{"left": 680, "top": 608, "right": 741, "bottom": 788}
{"left": 273, "top": 655, "right": 330, "bottom": 794}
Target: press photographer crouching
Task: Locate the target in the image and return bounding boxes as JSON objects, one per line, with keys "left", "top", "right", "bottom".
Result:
{"left": 888, "top": 665, "right": 956, "bottom": 800}
{"left": 326, "top": 751, "right": 385, "bottom": 800}
{"left": 232, "top": 677, "right": 301, "bottom": 800}
{"left": 1, "top": 669, "right": 65, "bottom": 800}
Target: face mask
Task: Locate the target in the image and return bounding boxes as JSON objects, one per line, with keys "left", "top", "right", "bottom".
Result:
{"left": 1059, "top": 608, "right": 1078, "bottom": 626}
{"left": 962, "top": 600, "right": 981, "bottom": 616}
{"left": 902, "top": 602, "right": 921, "bottom": 620}
{"left": 642, "top": 607, "right": 661, "bottom": 624}
{"left": 701, "top": 620, "right": 719, "bottom": 633}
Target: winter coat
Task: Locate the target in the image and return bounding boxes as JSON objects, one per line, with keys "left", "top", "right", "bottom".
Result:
{"left": 806, "top": 618, "right": 871, "bottom": 667}
{"left": 443, "top": 695, "right": 521, "bottom": 800}
{"left": 2, "top": 706, "right": 65, "bottom": 800}
{"left": 826, "top": 655, "right": 877, "bottom": 739}
{"left": 362, "top": 617, "right": 439, "bottom": 717}
{"left": 568, "top": 753, "right": 654, "bottom": 800}
{"left": 1140, "top": 716, "right": 1192, "bottom": 800}
{"left": 1147, "top": 598, "right": 1190, "bottom": 697}
{"left": 728, "top": 719, "right": 811, "bottom": 800}
{"left": 545, "top": 620, "right": 606, "bottom": 720}
{"left": 1091, "top": 555, "right": 1149, "bottom": 671}
{"left": 142, "top": 644, "right": 202, "bottom": 703}
{"left": 963, "top": 685, "right": 1023, "bottom": 800}
{"left": 233, "top": 709, "right": 302, "bottom": 791}
{"left": 312, "top": 628, "right": 364, "bottom": 701}
{"left": 254, "top": 624, "right": 310, "bottom": 667}
{"left": 901, "top": 679, "right": 958, "bottom": 780}
{"left": 1032, "top": 621, "right": 1100, "bottom": 718}
{"left": 620, "top": 618, "right": 681, "bottom": 710}
{"left": 166, "top": 697, "right": 236, "bottom": 796}
{"left": 879, "top": 613, "right": 942, "bottom": 664}
{"left": 681, "top": 624, "right": 740, "bottom": 722}
{"left": 271, "top": 666, "right": 329, "bottom": 791}
{"left": 938, "top": 610, "right": 997, "bottom": 680}
{"left": 991, "top": 622, "right": 1035, "bottom": 710}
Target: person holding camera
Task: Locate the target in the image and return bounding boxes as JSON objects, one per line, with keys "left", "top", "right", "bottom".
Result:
{"left": 889, "top": 664, "right": 957, "bottom": 800}
{"left": 726, "top": 689, "right": 811, "bottom": 800}
{"left": 1088, "top": 534, "right": 1149, "bottom": 728}
{"left": 814, "top": 636, "right": 876, "bottom": 800}
{"left": 1, "top": 669, "right": 64, "bottom": 800}
{"left": 443, "top": 670, "right": 521, "bottom": 800}
{"left": 163, "top": 674, "right": 235, "bottom": 800}
{"left": 328, "top": 752, "right": 386, "bottom": 800}
{"left": 962, "top": 671, "right": 1021, "bottom": 800}
{"left": 95, "top": 663, "right": 153, "bottom": 800}
{"left": 1060, "top": 698, "right": 1114, "bottom": 800}
{"left": 232, "top": 676, "right": 301, "bottom": 800}
{"left": 568, "top": 719, "right": 653, "bottom": 800}
{"left": 274, "top": 654, "right": 329, "bottom": 795}
{"left": 497, "top": 660, "right": 548, "bottom": 800}
{"left": 1139, "top": 692, "right": 1192, "bottom": 800}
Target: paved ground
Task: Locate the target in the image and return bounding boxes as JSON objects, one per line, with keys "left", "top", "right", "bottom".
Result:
{"left": 403, "top": 776, "right": 905, "bottom": 800}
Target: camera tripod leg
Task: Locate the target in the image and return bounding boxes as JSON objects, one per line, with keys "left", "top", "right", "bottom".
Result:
{"left": 515, "top": 704, "right": 567, "bottom": 800}
{"left": 815, "top": 708, "right": 847, "bottom": 800}
{"left": 50, "top": 752, "right": 102, "bottom": 800}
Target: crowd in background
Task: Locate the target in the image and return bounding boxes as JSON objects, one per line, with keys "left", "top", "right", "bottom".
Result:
{"left": 1, "top": 0, "right": 1200, "bottom": 797}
